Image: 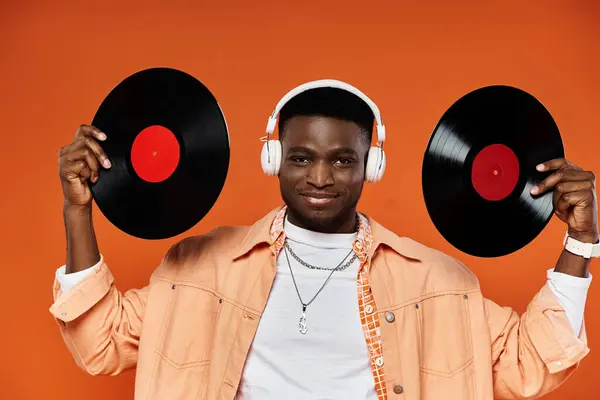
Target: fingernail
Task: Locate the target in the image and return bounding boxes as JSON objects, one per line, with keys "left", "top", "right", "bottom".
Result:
{"left": 530, "top": 186, "right": 539, "bottom": 195}
{"left": 103, "top": 159, "right": 111, "bottom": 168}
{"left": 536, "top": 164, "right": 545, "bottom": 171}
{"left": 98, "top": 132, "right": 107, "bottom": 140}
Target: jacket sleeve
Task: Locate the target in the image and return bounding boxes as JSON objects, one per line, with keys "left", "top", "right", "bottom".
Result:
{"left": 49, "top": 259, "right": 149, "bottom": 376}
{"left": 485, "top": 282, "right": 590, "bottom": 399}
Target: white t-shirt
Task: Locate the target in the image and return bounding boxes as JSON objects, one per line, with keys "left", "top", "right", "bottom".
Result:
{"left": 236, "top": 217, "right": 377, "bottom": 399}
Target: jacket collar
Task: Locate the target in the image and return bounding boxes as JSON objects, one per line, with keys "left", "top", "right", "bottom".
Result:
{"left": 367, "top": 217, "right": 423, "bottom": 261}
{"left": 232, "top": 207, "right": 281, "bottom": 260}
{"left": 232, "top": 206, "right": 423, "bottom": 261}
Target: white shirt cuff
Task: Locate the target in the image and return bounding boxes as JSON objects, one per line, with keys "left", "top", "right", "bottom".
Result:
{"left": 547, "top": 268, "right": 592, "bottom": 337}
{"left": 56, "top": 254, "right": 104, "bottom": 293}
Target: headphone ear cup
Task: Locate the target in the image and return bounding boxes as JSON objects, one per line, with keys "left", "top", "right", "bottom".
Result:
{"left": 261, "top": 140, "right": 282, "bottom": 176}
{"left": 365, "top": 146, "right": 386, "bottom": 183}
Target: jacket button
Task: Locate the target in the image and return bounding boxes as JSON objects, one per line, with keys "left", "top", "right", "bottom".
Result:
{"left": 393, "top": 384, "right": 403, "bottom": 394}
{"left": 385, "top": 312, "right": 395, "bottom": 322}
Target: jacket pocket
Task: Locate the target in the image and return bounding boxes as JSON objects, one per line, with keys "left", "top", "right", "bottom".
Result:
{"left": 156, "top": 283, "right": 221, "bottom": 367}
{"left": 147, "top": 357, "right": 210, "bottom": 400}
{"left": 415, "top": 292, "right": 474, "bottom": 377}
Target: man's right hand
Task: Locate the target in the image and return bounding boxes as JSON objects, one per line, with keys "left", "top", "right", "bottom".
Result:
{"left": 58, "top": 125, "right": 111, "bottom": 209}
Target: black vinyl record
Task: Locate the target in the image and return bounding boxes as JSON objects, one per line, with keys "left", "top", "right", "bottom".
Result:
{"left": 422, "top": 85, "right": 564, "bottom": 257}
{"left": 90, "top": 67, "right": 230, "bottom": 240}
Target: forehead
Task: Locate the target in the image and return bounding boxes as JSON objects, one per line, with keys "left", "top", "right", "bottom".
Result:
{"left": 281, "top": 115, "right": 365, "bottom": 148}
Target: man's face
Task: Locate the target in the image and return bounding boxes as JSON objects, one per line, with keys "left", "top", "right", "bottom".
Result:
{"left": 278, "top": 115, "right": 370, "bottom": 232}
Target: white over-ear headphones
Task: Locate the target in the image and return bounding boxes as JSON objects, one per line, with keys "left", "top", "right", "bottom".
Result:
{"left": 260, "top": 79, "right": 386, "bottom": 183}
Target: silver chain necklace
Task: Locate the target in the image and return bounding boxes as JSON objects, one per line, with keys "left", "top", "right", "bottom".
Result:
{"left": 283, "top": 241, "right": 354, "bottom": 334}
{"left": 284, "top": 241, "right": 358, "bottom": 271}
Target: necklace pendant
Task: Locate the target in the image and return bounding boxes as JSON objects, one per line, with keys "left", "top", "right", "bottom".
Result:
{"left": 298, "top": 311, "right": 308, "bottom": 334}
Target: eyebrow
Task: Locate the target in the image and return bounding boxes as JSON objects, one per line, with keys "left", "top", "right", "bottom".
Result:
{"left": 287, "top": 146, "right": 358, "bottom": 156}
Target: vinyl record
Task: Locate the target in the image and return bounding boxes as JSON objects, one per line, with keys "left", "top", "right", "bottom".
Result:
{"left": 89, "top": 67, "right": 230, "bottom": 240}
{"left": 422, "top": 85, "right": 564, "bottom": 257}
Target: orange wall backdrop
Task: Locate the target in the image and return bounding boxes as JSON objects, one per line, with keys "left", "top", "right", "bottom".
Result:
{"left": 1, "top": 1, "right": 598, "bottom": 399}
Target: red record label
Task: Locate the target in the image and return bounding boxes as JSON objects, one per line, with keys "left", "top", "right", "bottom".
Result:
{"left": 131, "top": 125, "right": 180, "bottom": 183}
{"left": 471, "top": 143, "right": 519, "bottom": 201}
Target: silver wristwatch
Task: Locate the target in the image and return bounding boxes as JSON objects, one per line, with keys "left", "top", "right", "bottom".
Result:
{"left": 563, "top": 232, "right": 600, "bottom": 259}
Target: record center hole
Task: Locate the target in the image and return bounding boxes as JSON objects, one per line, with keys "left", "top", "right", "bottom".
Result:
{"left": 131, "top": 125, "right": 180, "bottom": 183}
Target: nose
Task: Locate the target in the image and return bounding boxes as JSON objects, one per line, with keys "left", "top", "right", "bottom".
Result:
{"left": 306, "top": 161, "right": 334, "bottom": 188}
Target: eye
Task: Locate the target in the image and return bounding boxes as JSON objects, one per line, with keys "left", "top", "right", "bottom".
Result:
{"left": 290, "top": 156, "right": 310, "bottom": 164}
{"left": 334, "top": 158, "right": 354, "bottom": 165}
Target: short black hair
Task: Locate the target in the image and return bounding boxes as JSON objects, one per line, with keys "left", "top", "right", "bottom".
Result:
{"left": 278, "top": 87, "right": 375, "bottom": 144}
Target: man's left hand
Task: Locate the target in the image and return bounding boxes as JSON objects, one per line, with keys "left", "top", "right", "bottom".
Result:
{"left": 531, "top": 158, "right": 598, "bottom": 243}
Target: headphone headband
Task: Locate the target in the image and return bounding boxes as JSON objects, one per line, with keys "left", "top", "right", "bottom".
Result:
{"left": 264, "top": 79, "right": 386, "bottom": 145}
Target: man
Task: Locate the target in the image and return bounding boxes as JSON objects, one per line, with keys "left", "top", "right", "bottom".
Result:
{"left": 51, "top": 81, "right": 596, "bottom": 399}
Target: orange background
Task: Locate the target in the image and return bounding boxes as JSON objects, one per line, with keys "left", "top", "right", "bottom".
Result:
{"left": 1, "top": 1, "right": 598, "bottom": 399}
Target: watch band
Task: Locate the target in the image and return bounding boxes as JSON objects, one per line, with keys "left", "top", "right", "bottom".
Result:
{"left": 563, "top": 233, "right": 600, "bottom": 259}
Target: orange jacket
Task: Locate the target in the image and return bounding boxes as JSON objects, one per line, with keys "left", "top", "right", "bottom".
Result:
{"left": 50, "top": 207, "right": 589, "bottom": 399}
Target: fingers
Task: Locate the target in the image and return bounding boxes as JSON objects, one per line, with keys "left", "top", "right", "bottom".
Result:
{"left": 80, "top": 136, "right": 111, "bottom": 168}
{"left": 536, "top": 158, "right": 581, "bottom": 173}
{"left": 531, "top": 168, "right": 595, "bottom": 195}
{"left": 66, "top": 147, "right": 101, "bottom": 182}
{"left": 74, "top": 124, "right": 107, "bottom": 142}
{"left": 71, "top": 160, "right": 92, "bottom": 181}
{"left": 59, "top": 126, "right": 111, "bottom": 184}
{"left": 66, "top": 134, "right": 111, "bottom": 168}
{"left": 553, "top": 181, "right": 594, "bottom": 217}
{"left": 555, "top": 189, "right": 595, "bottom": 218}
{"left": 554, "top": 180, "right": 594, "bottom": 196}
{"left": 534, "top": 158, "right": 598, "bottom": 237}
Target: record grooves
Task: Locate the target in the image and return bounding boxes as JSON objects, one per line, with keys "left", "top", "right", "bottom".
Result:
{"left": 89, "top": 67, "right": 230, "bottom": 240}
{"left": 422, "top": 85, "right": 564, "bottom": 257}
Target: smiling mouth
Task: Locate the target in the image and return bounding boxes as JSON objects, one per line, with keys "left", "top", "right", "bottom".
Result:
{"left": 300, "top": 193, "right": 338, "bottom": 206}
